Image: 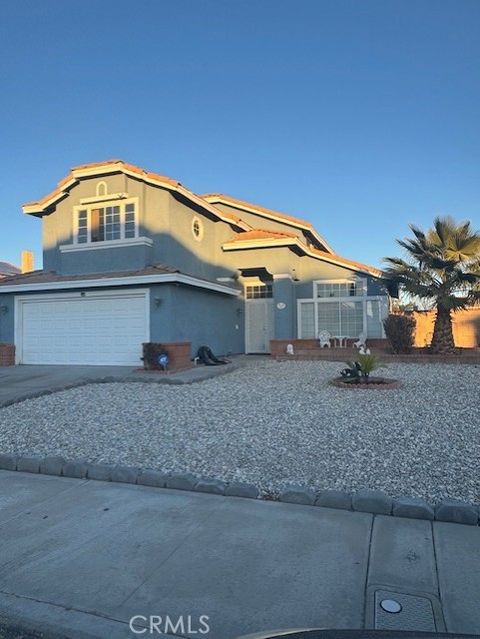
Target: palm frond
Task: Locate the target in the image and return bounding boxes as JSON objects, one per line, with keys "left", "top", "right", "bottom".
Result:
{"left": 385, "top": 215, "right": 480, "bottom": 312}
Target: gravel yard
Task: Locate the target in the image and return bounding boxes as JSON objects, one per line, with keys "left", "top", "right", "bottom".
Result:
{"left": 0, "top": 360, "right": 478, "bottom": 504}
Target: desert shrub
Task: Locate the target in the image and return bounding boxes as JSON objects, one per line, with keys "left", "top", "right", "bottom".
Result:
{"left": 383, "top": 314, "right": 416, "bottom": 354}
{"left": 341, "top": 353, "right": 385, "bottom": 383}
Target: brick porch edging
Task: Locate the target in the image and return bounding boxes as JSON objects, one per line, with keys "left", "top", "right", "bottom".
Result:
{"left": 0, "top": 453, "right": 478, "bottom": 526}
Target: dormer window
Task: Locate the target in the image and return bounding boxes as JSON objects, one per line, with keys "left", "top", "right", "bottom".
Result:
{"left": 74, "top": 200, "right": 138, "bottom": 244}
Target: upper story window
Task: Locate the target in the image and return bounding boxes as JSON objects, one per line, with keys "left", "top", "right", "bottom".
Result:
{"left": 74, "top": 200, "right": 138, "bottom": 244}
{"left": 315, "top": 279, "right": 365, "bottom": 298}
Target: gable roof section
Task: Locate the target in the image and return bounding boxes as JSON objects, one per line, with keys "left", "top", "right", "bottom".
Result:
{"left": 22, "top": 160, "right": 250, "bottom": 231}
{"left": 201, "top": 193, "right": 334, "bottom": 254}
{"left": 223, "top": 232, "right": 382, "bottom": 278}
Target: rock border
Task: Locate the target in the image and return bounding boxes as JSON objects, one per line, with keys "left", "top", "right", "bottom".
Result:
{"left": 0, "top": 453, "right": 478, "bottom": 525}
{"left": 330, "top": 377, "right": 402, "bottom": 390}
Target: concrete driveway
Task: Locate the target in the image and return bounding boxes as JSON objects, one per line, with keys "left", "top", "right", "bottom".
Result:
{"left": 0, "top": 365, "right": 136, "bottom": 406}
{"left": 0, "top": 472, "right": 478, "bottom": 639}
{"left": 0, "top": 361, "right": 240, "bottom": 407}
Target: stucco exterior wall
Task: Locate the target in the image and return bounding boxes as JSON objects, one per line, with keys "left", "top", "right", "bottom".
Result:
{"left": 41, "top": 173, "right": 244, "bottom": 279}
{"left": 150, "top": 284, "right": 244, "bottom": 355}
{"left": 211, "top": 201, "right": 313, "bottom": 245}
{"left": 0, "top": 292, "right": 15, "bottom": 343}
{"left": 156, "top": 194, "right": 224, "bottom": 280}
{"left": 38, "top": 172, "right": 386, "bottom": 291}
{"left": 0, "top": 283, "right": 243, "bottom": 356}
{"left": 273, "top": 276, "right": 295, "bottom": 339}
{"left": 43, "top": 174, "right": 128, "bottom": 272}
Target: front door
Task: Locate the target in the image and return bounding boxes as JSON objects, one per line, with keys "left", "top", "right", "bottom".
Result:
{"left": 245, "top": 297, "right": 274, "bottom": 353}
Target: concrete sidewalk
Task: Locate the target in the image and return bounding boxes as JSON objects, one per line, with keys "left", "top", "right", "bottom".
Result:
{"left": 0, "top": 472, "right": 478, "bottom": 639}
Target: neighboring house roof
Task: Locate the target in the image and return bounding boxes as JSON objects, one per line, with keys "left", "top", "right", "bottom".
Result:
{"left": 22, "top": 160, "right": 250, "bottom": 231}
{"left": 0, "top": 265, "right": 240, "bottom": 297}
{"left": 0, "top": 261, "right": 20, "bottom": 277}
{"left": 201, "top": 193, "right": 334, "bottom": 254}
{"left": 223, "top": 233, "right": 382, "bottom": 278}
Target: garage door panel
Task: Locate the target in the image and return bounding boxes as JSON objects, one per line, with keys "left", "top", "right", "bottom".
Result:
{"left": 18, "top": 292, "right": 148, "bottom": 365}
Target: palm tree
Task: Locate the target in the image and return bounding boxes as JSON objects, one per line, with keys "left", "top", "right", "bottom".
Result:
{"left": 384, "top": 216, "right": 480, "bottom": 353}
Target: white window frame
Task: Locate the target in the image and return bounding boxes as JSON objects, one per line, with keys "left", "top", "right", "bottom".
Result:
{"left": 314, "top": 278, "right": 367, "bottom": 299}
{"left": 72, "top": 197, "right": 140, "bottom": 245}
{"left": 297, "top": 278, "right": 388, "bottom": 339}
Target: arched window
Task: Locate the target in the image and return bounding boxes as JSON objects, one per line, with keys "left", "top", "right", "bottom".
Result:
{"left": 96, "top": 181, "right": 107, "bottom": 197}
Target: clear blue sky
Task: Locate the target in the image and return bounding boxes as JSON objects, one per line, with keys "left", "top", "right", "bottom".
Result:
{"left": 1, "top": 0, "right": 479, "bottom": 269}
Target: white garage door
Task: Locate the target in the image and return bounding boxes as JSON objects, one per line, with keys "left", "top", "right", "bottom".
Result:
{"left": 17, "top": 290, "right": 149, "bottom": 365}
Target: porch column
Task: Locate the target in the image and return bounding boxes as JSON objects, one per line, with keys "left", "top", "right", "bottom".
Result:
{"left": 273, "top": 274, "right": 295, "bottom": 339}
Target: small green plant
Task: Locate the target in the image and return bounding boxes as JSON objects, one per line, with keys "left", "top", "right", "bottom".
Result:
{"left": 340, "top": 353, "right": 385, "bottom": 384}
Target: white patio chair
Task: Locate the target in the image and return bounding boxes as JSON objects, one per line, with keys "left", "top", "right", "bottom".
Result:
{"left": 318, "top": 330, "right": 331, "bottom": 348}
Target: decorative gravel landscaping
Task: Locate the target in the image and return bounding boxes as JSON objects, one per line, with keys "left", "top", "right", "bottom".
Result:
{"left": 0, "top": 360, "right": 478, "bottom": 504}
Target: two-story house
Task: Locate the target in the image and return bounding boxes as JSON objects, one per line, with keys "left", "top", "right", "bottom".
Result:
{"left": 0, "top": 160, "right": 391, "bottom": 365}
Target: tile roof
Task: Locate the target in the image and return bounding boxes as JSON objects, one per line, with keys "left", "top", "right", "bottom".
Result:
{"left": 0, "top": 264, "right": 178, "bottom": 286}
{"left": 22, "top": 160, "right": 248, "bottom": 228}
{"left": 202, "top": 193, "right": 316, "bottom": 232}
{"left": 23, "top": 160, "right": 180, "bottom": 209}
{"left": 71, "top": 159, "right": 180, "bottom": 187}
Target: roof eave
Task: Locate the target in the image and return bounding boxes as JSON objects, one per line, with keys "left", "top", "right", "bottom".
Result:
{"left": 21, "top": 162, "right": 251, "bottom": 230}
{"left": 222, "top": 238, "right": 297, "bottom": 251}
{"left": 223, "top": 236, "right": 382, "bottom": 277}
{"left": 203, "top": 195, "right": 334, "bottom": 254}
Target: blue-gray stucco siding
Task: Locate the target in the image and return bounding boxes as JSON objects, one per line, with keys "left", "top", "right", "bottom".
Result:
{"left": 0, "top": 283, "right": 244, "bottom": 357}
{"left": 149, "top": 284, "right": 244, "bottom": 355}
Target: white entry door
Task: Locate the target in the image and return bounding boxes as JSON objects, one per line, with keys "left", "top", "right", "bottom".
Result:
{"left": 245, "top": 299, "right": 274, "bottom": 353}
{"left": 16, "top": 289, "right": 149, "bottom": 365}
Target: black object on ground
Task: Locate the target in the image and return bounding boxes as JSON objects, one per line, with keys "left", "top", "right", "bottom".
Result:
{"left": 197, "top": 345, "right": 230, "bottom": 366}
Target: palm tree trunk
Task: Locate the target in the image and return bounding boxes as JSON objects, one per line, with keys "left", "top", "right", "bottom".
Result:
{"left": 430, "top": 307, "right": 455, "bottom": 353}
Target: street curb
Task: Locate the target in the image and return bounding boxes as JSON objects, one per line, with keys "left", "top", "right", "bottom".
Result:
{"left": 0, "top": 454, "right": 478, "bottom": 525}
